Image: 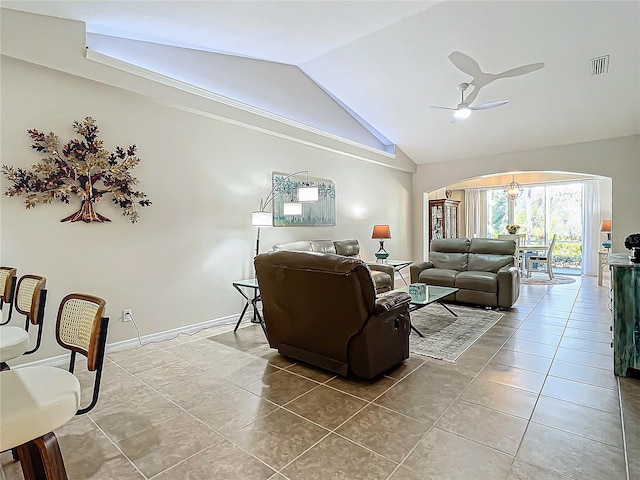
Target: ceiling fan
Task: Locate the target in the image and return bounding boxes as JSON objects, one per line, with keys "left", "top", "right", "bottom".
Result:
{"left": 431, "top": 51, "right": 545, "bottom": 120}
{"left": 431, "top": 82, "right": 508, "bottom": 120}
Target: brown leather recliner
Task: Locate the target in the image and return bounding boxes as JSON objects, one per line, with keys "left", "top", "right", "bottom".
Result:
{"left": 254, "top": 250, "right": 411, "bottom": 379}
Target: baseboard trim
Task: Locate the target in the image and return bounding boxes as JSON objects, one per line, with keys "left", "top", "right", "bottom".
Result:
{"left": 12, "top": 311, "right": 249, "bottom": 369}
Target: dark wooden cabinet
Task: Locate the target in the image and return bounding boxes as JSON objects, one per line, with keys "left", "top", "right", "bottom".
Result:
{"left": 429, "top": 199, "right": 460, "bottom": 242}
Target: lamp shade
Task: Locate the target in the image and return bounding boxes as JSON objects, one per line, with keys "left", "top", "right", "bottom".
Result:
{"left": 600, "top": 220, "right": 611, "bottom": 232}
{"left": 297, "top": 185, "right": 319, "bottom": 203}
{"left": 283, "top": 202, "right": 303, "bottom": 216}
{"left": 372, "top": 225, "right": 391, "bottom": 239}
{"left": 252, "top": 211, "right": 272, "bottom": 227}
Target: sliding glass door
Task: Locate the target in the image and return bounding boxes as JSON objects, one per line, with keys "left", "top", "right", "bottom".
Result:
{"left": 486, "top": 182, "right": 583, "bottom": 273}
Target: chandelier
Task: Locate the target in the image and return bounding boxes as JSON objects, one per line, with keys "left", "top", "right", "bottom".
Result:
{"left": 503, "top": 174, "right": 522, "bottom": 200}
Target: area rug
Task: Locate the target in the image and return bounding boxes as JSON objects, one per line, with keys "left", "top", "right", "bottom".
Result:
{"left": 520, "top": 275, "right": 576, "bottom": 285}
{"left": 409, "top": 304, "right": 503, "bottom": 362}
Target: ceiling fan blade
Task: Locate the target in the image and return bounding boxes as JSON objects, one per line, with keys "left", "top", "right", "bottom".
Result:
{"left": 448, "top": 51, "right": 484, "bottom": 78}
{"left": 430, "top": 105, "right": 457, "bottom": 111}
{"left": 495, "top": 62, "right": 545, "bottom": 80}
{"left": 470, "top": 100, "right": 509, "bottom": 111}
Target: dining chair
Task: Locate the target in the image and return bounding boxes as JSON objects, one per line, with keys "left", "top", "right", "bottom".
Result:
{"left": 56, "top": 293, "right": 109, "bottom": 414}
{"left": 498, "top": 234, "right": 526, "bottom": 274}
{"left": 0, "top": 267, "right": 18, "bottom": 325}
{"left": 527, "top": 234, "right": 558, "bottom": 279}
{"left": 0, "top": 275, "right": 47, "bottom": 369}
{"left": 1, "top": 366, "right": 81, "bottom": 480}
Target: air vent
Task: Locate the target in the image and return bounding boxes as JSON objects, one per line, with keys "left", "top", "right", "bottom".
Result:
{"left": 590, "top": 55, "right": 610, "bottom": 75}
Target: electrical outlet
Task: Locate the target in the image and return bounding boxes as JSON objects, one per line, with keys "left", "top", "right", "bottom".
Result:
{"left": 122, "top": 308, "right": 132, "bottom": 322}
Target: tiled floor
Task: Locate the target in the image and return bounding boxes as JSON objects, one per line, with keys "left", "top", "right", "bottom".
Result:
{"left": 2, "top": 275, "right": 639, "bottom": 479}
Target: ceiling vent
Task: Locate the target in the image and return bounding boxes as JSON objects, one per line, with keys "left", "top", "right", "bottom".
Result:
{"left": 590, "top": 55, "right": 609, "bottom": 76}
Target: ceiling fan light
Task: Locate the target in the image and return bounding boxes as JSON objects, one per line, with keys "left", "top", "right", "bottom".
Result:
{"left": 454, "top": 107, "right": 471, "bottom": 119}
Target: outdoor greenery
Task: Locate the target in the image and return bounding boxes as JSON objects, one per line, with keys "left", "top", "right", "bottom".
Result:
{"left": 488, "top": 183, "right": 583, "bottom": 270}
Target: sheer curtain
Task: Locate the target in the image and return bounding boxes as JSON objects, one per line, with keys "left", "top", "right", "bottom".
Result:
{"left": 582, "top": 180, "right": 600, "bottom": 276}
{"left": 465, "top": 189, "right": 481, "bottom": 238}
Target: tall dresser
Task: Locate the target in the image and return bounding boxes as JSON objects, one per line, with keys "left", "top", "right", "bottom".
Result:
{"left": 610, "top": 253, "right": 640, "bottom": 377}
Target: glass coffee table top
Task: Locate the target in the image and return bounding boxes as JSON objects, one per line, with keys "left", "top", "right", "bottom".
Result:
{"left": 391, "top": 285, "right": 458, "bottom": 306}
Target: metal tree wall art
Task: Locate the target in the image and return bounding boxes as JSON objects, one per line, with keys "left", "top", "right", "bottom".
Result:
{"left": 2, "top": 117, "right": 151, "bottom": 223}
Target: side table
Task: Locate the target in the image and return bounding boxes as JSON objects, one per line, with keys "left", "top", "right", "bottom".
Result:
{"left": 232, "top": 278, "right": 265, "bottom": 333}
{"left": 598, "top": 250, "right": 610, "bottom": 286}
{"left": 378, "top": 260, "right": 413, "bottom": 285}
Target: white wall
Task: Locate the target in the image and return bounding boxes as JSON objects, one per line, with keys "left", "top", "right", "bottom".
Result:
{"left": 0, "top": 55, "right": 413, "bottom": 364}
{"left": 412, "top": 135, "right": 640, "bottom": 260}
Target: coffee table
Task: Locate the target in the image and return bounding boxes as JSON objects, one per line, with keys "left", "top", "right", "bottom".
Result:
{"left": 385, "top": 285, "right": 459, "bottom": 337}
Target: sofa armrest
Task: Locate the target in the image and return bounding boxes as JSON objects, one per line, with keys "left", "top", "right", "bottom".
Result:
{"left": 367, "top": 262, "right": 395, "bottom": 280}
{"left": 496, "top": 265, "right": 520, "bottom": 308}
{"left": 410, "top": 261, "right": 434, "bottom": 283}
{"left": 374, "top": 292, "right": 411, "bottom": 314}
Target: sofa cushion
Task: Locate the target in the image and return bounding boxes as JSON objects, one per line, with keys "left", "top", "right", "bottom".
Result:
{"left": 334, "top": 239, "right": 360, "bottom": 257}
{"left": 431, "top": 238, "right": 471, "bottom": 253}
{"left": 470, "top": 238, "right": 516, "bottom": 255}
{"left": 468, "top": 254, "right": 514, "bottom": 273}
{"left": 430, "top": 252, "right": 468, "bottom": 271}
{"left": 418, "top": 268, "right": 457, "bottom": 287}
{"left": 273, "top": 240, "right": 337, "bottom": 254}
{"left": 455, "top": 271, "right": 498, "bottom": 293}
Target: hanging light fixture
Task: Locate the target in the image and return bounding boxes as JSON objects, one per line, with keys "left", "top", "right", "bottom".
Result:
{"left": 503, "top": 174, "right": 522, "bottom": 200}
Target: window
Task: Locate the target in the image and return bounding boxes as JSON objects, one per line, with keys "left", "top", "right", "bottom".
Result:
{"left": 486, "top": 182, "right": 583, "bottom": 272}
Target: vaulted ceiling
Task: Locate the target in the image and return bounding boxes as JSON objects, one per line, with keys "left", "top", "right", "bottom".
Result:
{"left": 3, "top": 1, "right": 639, "bottom": 164}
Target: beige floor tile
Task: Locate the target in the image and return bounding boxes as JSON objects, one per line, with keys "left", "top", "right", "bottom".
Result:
{"left": 55, "top": 416, "right": 143, "bottom": 480}
{"left": 562, "top": 327, "right": 612, "bottom": 343}
{"left": 507, "top": 459, "right": 576, "bottom": 479}
{"left": 113, "top": 347, "right": 182, "bottom": 375}
{"left": 461, "top": 378, "right": 539, "bottom": 419}
{"left": 244, "top": 369, "right": 320, "bottom": 405}
{"left": 512, "top": 329, "right": 561, "bottom": 346}
{"left": 116, "top": 412, "right": 223, "bottom": 478}
{"left": 90, "top": 395, "right": 184, "bottom": 443}
{"left": 285, "top": 384, "right": 367, "bottom": 430}
{"left": 552, "top": 347, "right": 613, "bottom": 370}
{"left": 541, "top": 376, "right": 620, "bottom": 413}
{"left": 517, "top": 422, "right": 626, "bottom": 480}
{"left": 336, "top": 404, "right": 432, "bottom": 463}
{"left": 518, "top": 321, "right": 565, "bottom": 336}
{"left": 558, "top": 336, "right": 613, "bottom": 356}
{"left": 436, "top": 400, "right": 528, "bottom": 455}
{"left": 402, "top": 427, "right": 513, "bottom": 480}
{"left": 384, "top": 356, "right": 426, "bottom": 380}
{"left": 490, "top": 349, "right": 553, "bottom": 374}
{"left": 478, "top": 364, "right": 546, "bottom": 393}
{"left": 531, "top": 396, "right": 623, "bottom": 448}
{"left": 134, "top": 361, "right": 207, "bottom": 391}
{"left": 281, "top": 433, "right": 396, "bottom": 480}
{"left": 523, "top": 315, "right": 567, "bottom": 326}
{"left": 155, "top": 369, "right": 240, "bottom": 410}
{"left": 188, "top": 388, "right": 278, "bottom": 435}
{"left": 387, "top": 466, "right": 424, "bottom": 480}
{"left": 549, "top": 359, "right": 618, "bottom": 390}
{"left": 153, "top": 440, "right": 274, "bottom": 480}
{"left": 502, "top": 338, "right": 557, "bottom": 358}
{"left": 106, "top": 343, "right": 159, "bottom": 363}
{"left": 285, "top": 362, "right": 337, "bottom": 383}
{"left": 566, "top": 319, "right": 611, "bottom": 333}
{"left": 229, "top": 408, "right": 328, "bottom": 470}
{"left": 219, "top": 357, "right": 281, "bottom": 387}
{"left": 325, "top": 374, "right": 397, "bottom": 401}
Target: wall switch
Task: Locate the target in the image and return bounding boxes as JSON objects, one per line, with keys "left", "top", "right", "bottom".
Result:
{"left": 122, "top": 308, "right": 132, "bottom": 322}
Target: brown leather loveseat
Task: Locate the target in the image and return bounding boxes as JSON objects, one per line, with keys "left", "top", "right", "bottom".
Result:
{"left": 254, "top": 250, "right": 411, "bottom": 379}
{"left": 272, "top": 239, "right": 394, "bottom": 294}
{"left": 410, "top": 238, "right": 520, "bottom": 309}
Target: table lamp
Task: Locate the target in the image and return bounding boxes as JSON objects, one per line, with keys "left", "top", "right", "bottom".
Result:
{"left": 372, "top": 225, "right": 391, "bottom": 260}
{"left": 600, "top": 219, "right": 612, "bottom": 250}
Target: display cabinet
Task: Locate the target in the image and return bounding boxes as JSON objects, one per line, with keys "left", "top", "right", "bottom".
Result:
{"left": 429, "top": 199, "right": 460, "bottom": 242}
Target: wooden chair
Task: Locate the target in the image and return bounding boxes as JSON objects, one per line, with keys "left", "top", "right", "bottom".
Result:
{"left": 0, "top": 267, "right": 18, "bottom": 325}
{"left": 56, "top": 293, "right": 109, "bottom": 414}
{"left": 527, "top": 234, "right": 558, "bottom": 279}
{"left": 0, "top": 275, "right": 47, "bottom": 369}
